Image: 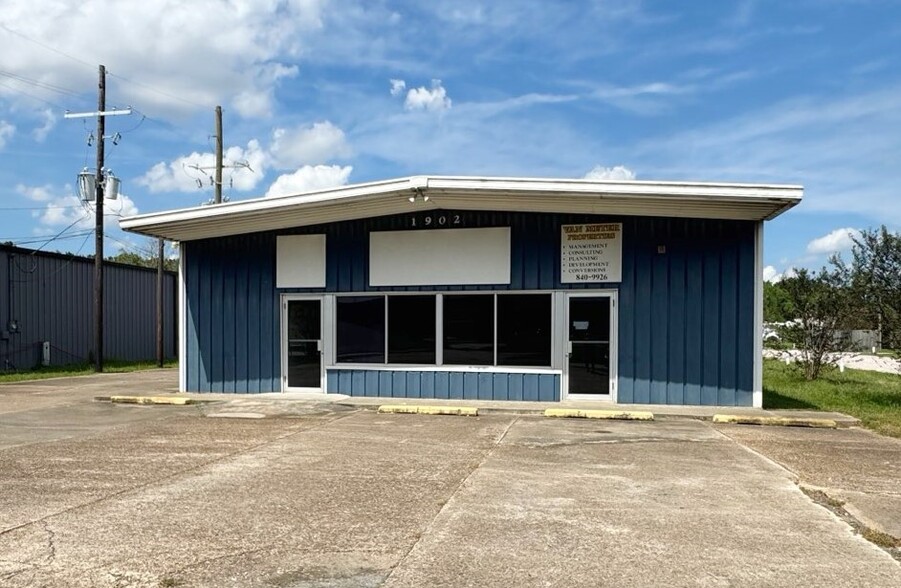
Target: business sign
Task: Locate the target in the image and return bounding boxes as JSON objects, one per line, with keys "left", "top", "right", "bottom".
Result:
{"left": 560, "top": 223, "right": 622, "bottom": 283}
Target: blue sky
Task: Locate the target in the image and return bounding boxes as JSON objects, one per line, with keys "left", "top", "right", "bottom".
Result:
{"left": 0, "top": 0, "right": 899, "bottom": 279}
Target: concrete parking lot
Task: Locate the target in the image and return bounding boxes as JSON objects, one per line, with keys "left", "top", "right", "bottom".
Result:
{"left": 1, "top": 371, "right": 900, "bottom": 587}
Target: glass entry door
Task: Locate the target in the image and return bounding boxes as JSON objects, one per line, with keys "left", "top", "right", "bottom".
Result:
{"left": 285, "top": 298, "right": 322, "bottom": 391}
{"left": 566, "top": 295, "right": 613, "bottom": 397}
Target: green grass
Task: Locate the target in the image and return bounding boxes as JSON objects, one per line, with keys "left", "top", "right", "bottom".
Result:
{"left": 764, "top": 359, "right": 901, "bottom": 438}
{"left": 0, "top": 359, "right": 177, "bottom": 384}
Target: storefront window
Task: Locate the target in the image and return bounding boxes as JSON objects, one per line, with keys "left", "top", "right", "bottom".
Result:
{"left": 388, "top": 295, "right": 436, "bottom": 364}
{"left": 443, "top": 294, "right": 494, "bottom": 365}
{"left": 334, "top": 292, "right": 554, "bottom": 368}
{"left": 497, "top": 294, "right": 551, "bottom": 366}
{"left": 336, "top": 296, "right": 385, "bottom": 363}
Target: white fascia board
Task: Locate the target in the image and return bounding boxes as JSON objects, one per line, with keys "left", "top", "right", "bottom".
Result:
{"left": 426, "top": 175, "right": 803, "bottom": 200}
{"left": 121, "top": 175, "right": 803, "bottom": 241}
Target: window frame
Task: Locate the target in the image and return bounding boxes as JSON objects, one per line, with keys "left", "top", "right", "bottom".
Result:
{"left": 331, "top": 291, "right": 555, "bottom": 369}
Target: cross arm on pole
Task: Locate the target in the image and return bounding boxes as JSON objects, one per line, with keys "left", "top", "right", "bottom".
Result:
{"left": 64, "top": 108, "right": 133, "bottom": 119}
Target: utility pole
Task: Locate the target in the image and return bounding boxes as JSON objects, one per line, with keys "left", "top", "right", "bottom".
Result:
{"left": 64, "top": 65, "right": 131, "bottom": 372}
{"left": 215, "top": 105, "right": 223, "bottom": 204}
{"left": 156, "top": 237, "right": 164, "bottom": 368}
{"left": 94, "top": 65, "right": 105, "bottom": 373}
{"left": 188, "top": 106, "right": 251, "bottom": 204}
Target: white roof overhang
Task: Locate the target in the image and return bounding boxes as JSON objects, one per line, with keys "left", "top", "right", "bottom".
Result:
{"left": 120, "top": 175, "right": 803, "bottom": 242}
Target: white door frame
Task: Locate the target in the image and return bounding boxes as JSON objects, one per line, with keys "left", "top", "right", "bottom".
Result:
{"left": 281, "top": 294, "right": 326, "bottom": 393}
{"left": 562, "top": 290, "right": 618, "bottom": 403}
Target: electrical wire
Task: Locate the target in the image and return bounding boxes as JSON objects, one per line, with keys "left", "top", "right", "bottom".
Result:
{"left": 0, "top": 204, "right": 85, "bottom": 211}
{"left": 0, "top": 22, "right": 96, "bottom": 71}
{"left": 0, "top": 69, "right": 82, "bottom": 97}
{"left": 0, "top": 79, "right": 67, "bottom": 111}
{"left": 107, "top": 71, "right": 210, "bottom": 110}
{"left": 9, "top": 230, "right": 95, "bottom": 283}
{"left": 7, "top": 230, "right": 94, "bottom": 247}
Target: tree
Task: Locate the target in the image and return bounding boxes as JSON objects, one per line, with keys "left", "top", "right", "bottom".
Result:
{"left": 847, "top": 226, "right": 901, "bottom": 351}
{"left": 107, "top": 238, "right": 178, "bottom": 272}
{"left": 778, "top": 266, "right": 855, "bottom": 380}
{"left": 763, "top": 281, "right": 794, "bottom": 322}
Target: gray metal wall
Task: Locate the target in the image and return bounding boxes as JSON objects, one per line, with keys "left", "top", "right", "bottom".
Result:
{"left": 0, "top": 245, "right": 177, "bottom": 369}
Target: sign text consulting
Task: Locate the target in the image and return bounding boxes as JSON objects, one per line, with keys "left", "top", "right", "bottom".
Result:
{"left": 560, "top": 223, "right": 623, "bottom": 283}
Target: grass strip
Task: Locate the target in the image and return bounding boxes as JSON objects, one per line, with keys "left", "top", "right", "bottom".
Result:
{"left": 763, "top": 359, "right": 901, "bottom": 438}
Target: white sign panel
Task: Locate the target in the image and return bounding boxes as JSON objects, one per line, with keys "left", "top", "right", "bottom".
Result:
{"left": 370, "top": 227, "right": 511, "bottom": 286}
{"left": 276, "top": 234, "right": 326, "bottom": 288}
{"left": 561, "top": 223, "right": 622, "bottom": 283}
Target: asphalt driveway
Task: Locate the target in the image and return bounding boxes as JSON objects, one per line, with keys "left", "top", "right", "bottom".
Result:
{"left": 0, "top": 372, "right": 899, "bottom": 587}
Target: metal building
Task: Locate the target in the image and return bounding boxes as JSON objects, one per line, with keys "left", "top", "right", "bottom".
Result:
{"left": 0, "top": 244, "right": 177, "bottom": 370}
{"left": 122, "top": 176, "right": 802, "bottom": 407}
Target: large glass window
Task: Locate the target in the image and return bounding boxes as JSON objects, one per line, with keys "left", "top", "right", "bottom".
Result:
{"left": 443, "top": 294, "right": 494, "bottom": 365}
{"left": 336, "top": 296, "right": 385, "bottom": 363}
{"left": 497, "top": 294, "right": 552, "bottom": 366}
{"left": 333, "top": 292, "right": 555, "bottom": 368}
{"left": 388, "top": 295, "right": 436, "bottom": 364}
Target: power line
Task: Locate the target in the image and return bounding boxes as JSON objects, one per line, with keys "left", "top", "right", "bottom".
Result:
{"left": 0, "top": 204, "right": 85, "bottom": 211}
{"left": 0, "top": 22, "right": 96, "bottom": 70}
{"left": 9, "top": 230, "right": 95, "bottom": 283}
{"left": 107, "top": 71, "right": 210, "bottom": 110}
{"left": 2, "top": 229, "right": 94, "bottom": 247}
{"left": 0, "top": 79, "right": 67, "bottom": 110}
{"left": 0, "top": 69, "right": 82, "bottom": 96}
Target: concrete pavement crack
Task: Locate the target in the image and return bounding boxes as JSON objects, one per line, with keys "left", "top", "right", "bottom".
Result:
{"left": 380, "top": 415, "right": 520, "bottom": 586}
{"left": 40, "top": 521, "right": 56, "bottom": 564}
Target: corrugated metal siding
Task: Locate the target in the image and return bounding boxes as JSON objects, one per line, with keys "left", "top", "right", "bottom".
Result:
{"left": 183, "top": 211, "right": 755, "bottom": 405}
{"left": 326, "top": 369, "right": 560, "bottom": 401}
{"left": 0, "top": 246, "right": 177, "bottom": 369}
{"left": 185, "top": 234, "right": 280, "bottom": 393}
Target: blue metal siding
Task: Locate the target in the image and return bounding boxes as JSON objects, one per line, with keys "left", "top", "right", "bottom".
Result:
{"left": 183, "top": 211, "right": 756, "bottom": 405}
{"left": 326, "top": 369, "right": 562, "bottom": 402}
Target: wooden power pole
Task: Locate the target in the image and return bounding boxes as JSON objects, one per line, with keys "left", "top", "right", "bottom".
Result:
{"left": 156, "top": 237, "right": 164, "bottom": 368}
{"left": 64, "top": 65, "right": 132, "bottom": 373}
{"left": 214, "top": 105, "right": 223, "bottom": 204}
{"left": 93, "top": 65, "right": 106, "bottom": 373}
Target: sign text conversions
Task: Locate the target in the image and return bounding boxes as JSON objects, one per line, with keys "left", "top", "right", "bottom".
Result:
{"left": 561, "top": 223, "right": 623, "bottom": 283}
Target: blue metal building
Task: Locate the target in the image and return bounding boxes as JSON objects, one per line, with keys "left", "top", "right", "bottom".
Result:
{"left": 122, "top": 176, "right": 801, "bottom": 407}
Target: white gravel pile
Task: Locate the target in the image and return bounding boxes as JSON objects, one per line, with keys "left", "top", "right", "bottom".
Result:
{"left": 763, "top": 349, "right": 901, "bottom": 376}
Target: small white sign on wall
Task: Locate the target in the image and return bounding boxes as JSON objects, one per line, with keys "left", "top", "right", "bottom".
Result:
{"left": 561, "top": 223, "right": 623, "bottom": 283}
{"left": 276, "top": 234, "right": 326, "bottom": 288}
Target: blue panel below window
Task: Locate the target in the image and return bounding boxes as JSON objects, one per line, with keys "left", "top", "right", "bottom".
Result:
{"left": 326, "top": 370, "right": 560, "bottom": 402}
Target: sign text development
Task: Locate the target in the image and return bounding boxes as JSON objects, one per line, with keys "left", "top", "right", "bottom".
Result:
{"left": 560, "top": 223, "right": 623, "bottom": 283}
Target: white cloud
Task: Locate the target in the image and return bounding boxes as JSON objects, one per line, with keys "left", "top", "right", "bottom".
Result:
{"left": 269, "top": 121, "right": 350, "bottom": 169}
{"left": 25, "top": 183, "right": 139, "bottom": 232}
{"left": 404, "top": 80, "right": 452, "bottom": 112}
{"left": 32, "top": 108, "right": 56, "bottom": 142}
{"left": 265, "top": 165, "right": 352, "bottom": 198}
{"left": 0, "top": 120, "right": 15, "bottom": 148}
{"left": 806, "top": 227, "right": 861, "bottom": 255}
{"left": 763, "top": 265, "right": 781, "bottom": 283}
{"left": 389, "top": 79, "right": 406, "bottom": 96}
{"left": 232, "top": 63, "right": 299, "bottom": 118}
{"left": 137, "top": 140, "right": 267, "bottom": 193}
{"left": 15, "top": 183, "right": 54, "bottom": 201}
{"left": 583, "top": 165, "right": 636, "bottom": 181}
{"left": 0, "top": 0, "right": 326, "bottom": 119}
